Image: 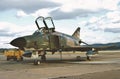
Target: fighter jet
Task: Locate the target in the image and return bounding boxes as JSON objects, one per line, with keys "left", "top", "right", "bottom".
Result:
{"left": 10, "top": 16, "right": 97, "bottom": 65}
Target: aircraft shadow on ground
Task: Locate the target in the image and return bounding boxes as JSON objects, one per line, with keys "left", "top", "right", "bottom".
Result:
{"left": 2, "top": 57, "right": 88, "bottom": 65}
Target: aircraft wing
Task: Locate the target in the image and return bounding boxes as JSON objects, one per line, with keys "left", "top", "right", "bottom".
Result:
{"left": 61, "top": 46, "right": 92, "bottom": 51}
{"left": 60, "top": 45, "right": 115, "bottom": 52}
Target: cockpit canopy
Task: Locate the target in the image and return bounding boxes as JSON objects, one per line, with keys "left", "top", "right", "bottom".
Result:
{"left": 35, "top": 16, "right": 55, "bottom": 31}
{"left": 33, "top": 16, "right": 56, "bottom": 35}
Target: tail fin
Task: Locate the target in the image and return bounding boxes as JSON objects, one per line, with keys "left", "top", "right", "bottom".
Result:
{"left": 72, "top": 27, "right": 80, "bottom": 40}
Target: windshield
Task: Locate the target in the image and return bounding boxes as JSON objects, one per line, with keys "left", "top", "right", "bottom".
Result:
{"left": 33, "top": 30, "right": 43, "bottom": 35}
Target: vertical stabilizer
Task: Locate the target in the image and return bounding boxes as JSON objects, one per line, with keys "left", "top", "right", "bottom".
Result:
{"left": 72, "top": 27, "right": 80, "bottom": 40}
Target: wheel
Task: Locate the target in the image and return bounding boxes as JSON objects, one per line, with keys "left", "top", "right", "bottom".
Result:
{"left": 34, "top": 60, "right": 41, "bottom": 65}
{"left": 87, "top": 56, "right": 91, "bottom": 61}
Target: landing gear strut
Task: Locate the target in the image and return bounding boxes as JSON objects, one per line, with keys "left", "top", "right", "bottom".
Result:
{"left": 33, "top": 50, "right": 47, "bottom": 65}
{"left": 86, "top": 50, "right": 93, "bottom": 61}
{"left": 41, "top": 54, "right": 46, "bottom": 62}
{"left": 40, "top": 50, "right": 46, "bottom": 62}
{"left": 32, "top": 51, "right": 41, "bottom": 65}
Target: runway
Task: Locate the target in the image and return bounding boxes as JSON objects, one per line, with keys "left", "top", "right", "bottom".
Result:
{"left": 0, "top": 51, "right": 120, "bottom": 79}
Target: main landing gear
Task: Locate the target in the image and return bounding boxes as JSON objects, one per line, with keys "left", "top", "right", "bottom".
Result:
{"left": 41, "top": 53, "right": 46, "bottom": 62}
{"left": 86, "top": 50, "right": 93, "bottom": 61}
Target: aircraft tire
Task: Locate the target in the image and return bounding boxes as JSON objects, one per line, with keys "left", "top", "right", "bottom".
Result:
{"left": 87, "top": 56, "right": 91, "bottom": 61}
{"left": 34, "top": 60, "right": 41, "bottom": 65}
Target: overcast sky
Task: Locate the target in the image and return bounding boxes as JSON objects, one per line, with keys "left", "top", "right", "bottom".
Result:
{"left": 0, "top": 0, "right": 120, "bottom": 48}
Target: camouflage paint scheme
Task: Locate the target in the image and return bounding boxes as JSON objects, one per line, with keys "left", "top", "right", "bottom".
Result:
{"left": 10, "top": 16, "right": 94, "bottom": 64}
{"left": 10, "top": 16, "right": 92, "bottom": 52}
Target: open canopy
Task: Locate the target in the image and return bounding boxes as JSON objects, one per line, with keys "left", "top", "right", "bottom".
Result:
{"left": 35, "top": 16, "right": 55, "bottom": 30}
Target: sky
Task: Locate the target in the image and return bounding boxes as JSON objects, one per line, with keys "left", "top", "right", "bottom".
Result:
{"left": 0, "top": 0, "right": 120, "bottom": 48}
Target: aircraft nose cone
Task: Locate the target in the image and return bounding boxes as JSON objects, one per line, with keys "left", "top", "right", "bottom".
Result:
{"left": 10, "top": 37, "right": 26, "bottom": 47}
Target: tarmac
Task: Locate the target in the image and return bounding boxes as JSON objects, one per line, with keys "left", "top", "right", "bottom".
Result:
{"left": 0, "top": 51, "right": 120, "bottom": 79}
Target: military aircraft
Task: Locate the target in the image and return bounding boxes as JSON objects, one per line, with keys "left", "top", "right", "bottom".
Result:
{"left": 10, "top": 16, "right": 97, "bottom": 65}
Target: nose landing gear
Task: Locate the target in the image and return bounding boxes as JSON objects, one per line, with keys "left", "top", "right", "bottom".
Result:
{"left": 33, "top": 50, "right": 47, "bottom": 65}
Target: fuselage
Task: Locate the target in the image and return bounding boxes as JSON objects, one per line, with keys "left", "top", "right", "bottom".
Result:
{"left": 10, "top": 16, "right": 81, "bottom": 52}
{"left": 9, "top": 16, "right": 94, "bottom": 64}
{"left": 10, "top": 29, "right": 80, "bottom": 51}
